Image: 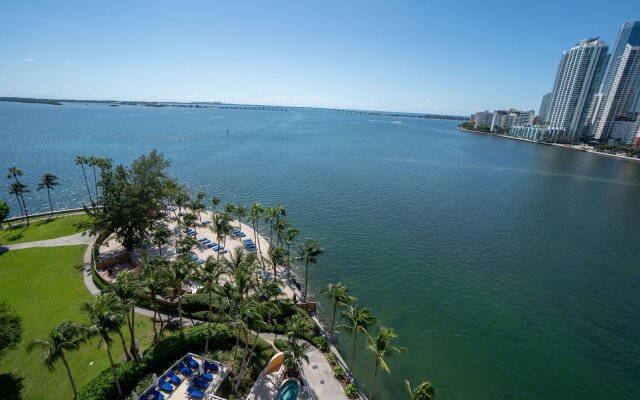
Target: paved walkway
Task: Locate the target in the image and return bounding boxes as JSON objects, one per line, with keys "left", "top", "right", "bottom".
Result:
{"left": 0, "top": 231, "right": 95, "bottom": 252}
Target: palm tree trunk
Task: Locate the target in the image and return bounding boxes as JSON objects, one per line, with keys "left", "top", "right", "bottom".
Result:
{"left": 60, "top": 353, "right": 78, "bottom": 398}
{"left": 158, "top": 244, "right": 162, "bottom": 256}
{"left": 13, "top": 193, "right": 25, "bottom": 219}
{"left": 91, "top": 165, "right": 98, "bottom": 203}
{"left": 235, "top": 329, "right": 261, "bottom": 392}
{"left": 117, "top": 328, "right": 132, "bottom": 361}
{"left": 177, "top": 292, "right": 183, "bottom": 335}
{"left": 350, "top": 331, "right": 357, "bottom": 369}
{"left": 129, "top": 307, "right": 138, "bottom": 360}
{"left": 21, "top": 194, "right": 30, "bottom": 226}
{"left": 105, "top": 344, "right": 123, "bottom": 395}
{"left": 369, "top": 360, "right": 380, "bottom": 399}
{"left": 231, "top": 327, "right": 242, "bottom": 363}
{"left": 330, "top": 305, "right": 337, "bottom": 343}
{"left": 151, "top": 301, "right": 159, "bottom": 342}
{"left": 303, "top": 261, "right": 309, "bottom": 302}
{"left": 47, "top": 188, "right": 54, "bottom": 218}
{"left": 80, "top": 165, "right": 94, "bottom": 209}
{"left": 205, "top": 291, "right": 212, "bottom": 353}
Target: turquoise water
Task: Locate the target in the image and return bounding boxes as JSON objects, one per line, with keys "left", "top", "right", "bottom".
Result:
{"left": 277, "top": 379, "right": 299, "bottom": 400}
{"left": 1, "top": 102, "right": 640, "bottom": 399}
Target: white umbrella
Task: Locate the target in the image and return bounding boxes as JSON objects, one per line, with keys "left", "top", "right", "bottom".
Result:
{"left": 132, "top": 392, "right": 139, "bottom": 400}
{"left": 198, "top": 363, "right": 204, "bottom": 376}
{"left": 152, "top": 373, "right": 159, "bottom": 388}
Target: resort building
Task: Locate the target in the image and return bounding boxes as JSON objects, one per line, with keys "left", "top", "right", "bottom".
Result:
{"left": 471, "top": 110, "right": 494, "bottom": 129}
{"left": 538, "top": 92, "right": 552, "bottom": 124}
{"left": 544, "top": 37, "right": 609, "bottom": 142}
{"left": 508, "top": 125, "right": 566, "bottom": 142}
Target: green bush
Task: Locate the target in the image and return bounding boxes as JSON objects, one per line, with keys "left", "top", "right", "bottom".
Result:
{"left": 310, "top": 335, "right": 328, "bottom": 352}
{"left": 333, "top": 365, "right": 346, "bottom": 381}
{"left": 345, "top": 383, "right": 358, "bottom": 399}
{"left": 326, "top": 352, "right": 336, "bottom": 365}
{"left": 77, "top": 324, "right": 233, "bottom": 400}
{"left": 273, "top": 338, "right": 288, "bottom": 352}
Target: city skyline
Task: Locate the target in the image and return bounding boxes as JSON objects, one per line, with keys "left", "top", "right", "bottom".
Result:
{"left": 0, "top": 1, "right": 638, "bottom": 115}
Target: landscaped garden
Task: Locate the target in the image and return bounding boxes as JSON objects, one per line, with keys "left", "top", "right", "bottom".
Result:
{"left": 0, "top": 214, "right": 89, "bottom": 246}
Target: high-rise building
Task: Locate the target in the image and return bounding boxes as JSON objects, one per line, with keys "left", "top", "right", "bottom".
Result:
{"left": 545, "top": 38, "right": 609, "bottom": 142}
{"left": 538, "top": 92, "right": 552, "bottom": 123}
{"left": 593, "top": 44, "right": 640, "bottom": 142}
{"left": 590, "top": 21, "right": 640, "bottom": 141}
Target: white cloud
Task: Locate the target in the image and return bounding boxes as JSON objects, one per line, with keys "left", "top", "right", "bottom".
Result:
{"left": 61, "top": 60, "right": 72, "bottom": 64}
{"left": 24, "top": 58, "right": 35, "bottom": 62}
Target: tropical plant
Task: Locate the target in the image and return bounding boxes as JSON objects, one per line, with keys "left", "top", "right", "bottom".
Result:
{"left": 339, "top": 305, "right": 377, "bottom": 370}
{"left": 210, "top": 196, "right": 221, "bottom": 214}
{"left": 0, "top": 300, "right": 22, "bottom": 360}
{"left": 192, "top": 256, "right": 225, "bottom": 352}
{"left": 0, "top": 201, "right": 10, "bottom": 228}
{"left": 183, "top": 212, "right": 198, "bottom": 235}
{"left": 169, "top": 254, "right": 196, "bottom": 334}
{"left": 405, "top": 379, "right": 436, "bottom": 400}
{"left": 82, "top": 293, "right": 129, "bottom": 396}
{"left": 210, "top": 213, "right": 231, "bottom": 259}
{"left": 367, "top": 326, "right": 407, "bottom": 399}
{"left": 107, "top": 270, "right": 143, "bottom": 359}
{"left": 36, "top": 173, "right": 60, "bottom": 217}
{"left": 7, "top": 166, "right": 27, "bottom": 222}
{"left": 248, "top": 202, "right": 265, "bottom": 268}
{"left": 345, "top": 383, "right": 359, "bottom": 399}
{"left": 140, "top": 256, "right": 171, "bottom": 341}
{"left": 297, "top": 238, "right": 324, "bottom": 302}
{"left": 285, "top": 227, "right": 299, "bottom": 277}
{"left": 191, "top": 191, "right": 206, "bottom": 221}
{"left": 321, "top": 282, "right": 356, "bottom": 343}
{"left": 280, "top": 339, "right": 310, "bottom": 377}
{"left": 75, "top": 155, "right": 95, "bottom": 208}
{"left": 27, "top": 321, "right": 89, "bottom": 398}
{"left": 234, "top": 204, "right": 247, "bottom": 230}
{"left": 273, "top": 203, "right": 287, "bottom": 244}
{"left": 268, "top": 245, "right": 287, "bottom": 279}
{"left": 263, "top": 206, "right": 275, "bottom": 243}
{"left": 152, "top": 224, "right": 172, "bottom": 256}
{"left": 333, "top": 365, "right": 347, "bottom": 381}
{"left": 285, "top": 313, "right": 311, "bottom": 340}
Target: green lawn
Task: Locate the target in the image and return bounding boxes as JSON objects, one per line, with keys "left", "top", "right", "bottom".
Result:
{"left": 0, "top": 246, "right": 156, "bottom": 400}
{"left": 0, "top": 214, "right": 89, "bottom": 245}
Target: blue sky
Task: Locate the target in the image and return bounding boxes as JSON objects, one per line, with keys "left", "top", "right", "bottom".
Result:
{"left": 0, "top": 1, "right": 637, "bottom": 115}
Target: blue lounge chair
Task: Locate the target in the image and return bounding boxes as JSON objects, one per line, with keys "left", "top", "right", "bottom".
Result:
{"left": 190, "top": 254, "right": 198, "bottom": 261}
{"left": 215, "top": 246, "right": 225, "bottom": 252}
{"left": 204, "top": 360, "right": 219, "bottom": 372}
{"left": 202, "top": 220, "right": 211, "bottom": 225}
{"left": 187, "top": 386, "right": 204, "bottom": 399}
{"left": 237, "top": 232, "right": 246, "bottom": 237}
{"left": 219, "top": 249, "right": 228, "bottom": 255}
{"left": 201, "top": 239, "right": 211, "bottom": 244}
{"left": 206, "top": 242, "right": 218, "bottom": 248}
{"left": 242, "top": 239, "right": 253, "bottom": 243}
{"left": 199, "top": 371, "right": 214, "bottom": 381}
{"left": 193, "top": 377, "right": 209, "bottom": 389}
{"left": 177, "top": 362, "right": 191, "bottom": 375}
{"left": 149, "top": 388, "right": 165, "bottom": 400}
{"left": 197, "top": 259, "right": 205, "bottom": 264}
{"left": 186, "top": 355, "right": 199, "bottom": 369}
{"left": 166, "top": 370, "right": 182, "bottom": 385}
{"left": 198, "top": 238, "right": 208, "bottom": 243}
{"left": 211, "top": 245, "right": 221, "bottom": 251}
{"left": 160, "top": 381, "right": 174, "bottom": 393}
{"left": 139, "top": 395, "right": 150, "bottom": 400}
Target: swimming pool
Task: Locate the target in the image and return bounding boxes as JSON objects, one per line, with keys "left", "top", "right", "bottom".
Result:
{"left": 276, "top": 379, "right": 299, "bottom": 400}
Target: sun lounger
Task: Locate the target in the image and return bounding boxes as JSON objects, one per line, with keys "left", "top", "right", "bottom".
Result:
{"left": 177, "top": 362, "right": 191, "bottom": 375}
{"left": 186, "top": 355, "right": 199, "bottom": 369}
{"left": 199, "top": 371, "right": 214, "bottom": 381}
{"left": 215, "top": 246, "right": 225, "bottom": 252}
{"left": 190, "top": 254, "right": 198, "bottom": 260}
{"left": 187, "top": 386, "right": 204, "bottom": 399}
{"left": 139, "top": 395, "right": 150, "bottom": 400}
{"left": 219, "top": 249, "right": 228, "bottom": 255}
{"left": 206, "top": 242, "right": 218, "bottom": 248}
{"left": 159, "top": 381, "right": 174, "bottom": 393}
{"left": 211, "top": 246, "right": 221, "bottom": 251}
{"left": 204, "top": 360, "right": 219, "bottom": 372}
{"left": 197, "top": 259, "right": 205, "bottom": 264}
{"left": 167, "top": 370, "right": 182, "bottom": 385}
{"left": 197, "top": 238, "right": 208, "bottom": 242}
{"left": 149, "top": 388, "right": 165, "bottom": 400}
{"left": 202, "top": 220, "right": 210, "bottom": 225}
{"left": 242, "top": 239, "right": 253, "bottom": 243}
{"left": 237, "top": 232, "right": 246, "bottom": 237}
{"left": 192, "top": 377, "right": 209, "bottom": 389}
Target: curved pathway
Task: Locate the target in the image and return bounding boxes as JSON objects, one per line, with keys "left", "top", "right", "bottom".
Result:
{"left": 0, "top": 231, "right": 94, "bottom": 252}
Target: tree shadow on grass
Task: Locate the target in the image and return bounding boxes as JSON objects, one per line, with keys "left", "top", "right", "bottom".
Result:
{"left": 0, "top": 373, "right": 24, "bottom": 400}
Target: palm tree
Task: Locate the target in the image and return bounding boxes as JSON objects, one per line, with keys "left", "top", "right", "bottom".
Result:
{"left": 210, "top": 196, "right": 221, "bottom": 214}
{"left": 263, "top": 206, "right": 275, "bottom": 244}
{"left": 82, "top": 293, "right": 129, "bottom": 396}
{"left": 339, "top": 305, "right": 377, "bottom": 371}
{"left": 273, "top": 204, "right": 287, "bottom": 244}
{"left": 152, "top": 224, "right": 172, "bottom": 256}
{"left": 75, "top": 155, "right": 94, "bottom": 208}
{"left": 285, "top": 227, "right": 299, "bottom": 278}
{"left": 234, "top": 204, "right": 247, "bottom": 231}
{"left": 405, "top": 379, "right": 436, "bottom": 400}
{"left": 280, "top": 340, "right": 310, "bottom": 377}
{"left": 297, "top": 239, "right": 324, "bottom": 303}
{"left": 268, "top": 246, "right": 287, "bottom": 280}
{"left": 285, "top": 313, "right": 311, "bottom": 340}
{"left": 141, "top": 257, "right": 171, "bottom": 341}
{"left": 7, "top": 166, "right": 26, "bottom": 219}
{"left": 175, "top": 190, "right": 191, "bottom": 219}
{"left": 210, "top": 214, "right": 231, "bottom": 260}
{"left": 192, "top": 191, "right": 206, "bottom": 221}
{"left": 321, "top": 283, "right": 356, "bottom": 343}
{"left": 169, "top": 255, "right": 195, "bottom": 334}
{"left": 37, "top": 173, "right": 60, "bottom": 217}
{"left": 225, "top": 203, "right": 236, "bottom": 216}
{"left": 193, "top": 256, "right": 224, "bottom": 352}
{"left": 27, "top": 321, "right": 90, "bottom": 398}
{"left": 183, "top": 212, "right": 198, "bottom": 235}
{"left": 367, "top": 327, "right": 407, "bottom": 399}
{"left": 249, "top": 202, "right": 265, "bottom": 268}
{"left": 108, "top": 270, "right": 142, "bottom": 360}
{"left": 8, "top": 182, "right": 29, "bottom": 225}
{"left": 87, "top": 156, "right": 99, "bottom": 201}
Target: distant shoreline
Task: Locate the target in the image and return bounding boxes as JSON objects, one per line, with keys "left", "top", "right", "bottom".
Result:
{"left": 457, "top": 126, "right": 640, "bottom": 163}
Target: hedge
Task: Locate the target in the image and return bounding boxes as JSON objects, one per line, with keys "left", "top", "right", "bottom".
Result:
{"left": 77, "top": 324, "right": 233, "bottom": 400}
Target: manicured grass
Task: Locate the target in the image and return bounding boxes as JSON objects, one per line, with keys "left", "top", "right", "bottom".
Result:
{"left": 0, "top": 214, "right": 89, "bottom": 245}
{"left": 0, "top": 246, "right": 156, "bottom": 400}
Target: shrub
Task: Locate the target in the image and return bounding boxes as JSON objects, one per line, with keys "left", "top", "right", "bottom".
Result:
{"left": 273, "top": 338, "right": 288, "bottom": 352}
{"left": 311, "top": 335, "right": 328, "bottom": 352}
{"left": 326, "top": 352, "right": 336, "bottom": 365}
{"left": 333, "top": 365, "right": 346, "bottom": 381}
{"left": 345, "top": 383, "right": 358, "bottom": 399}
